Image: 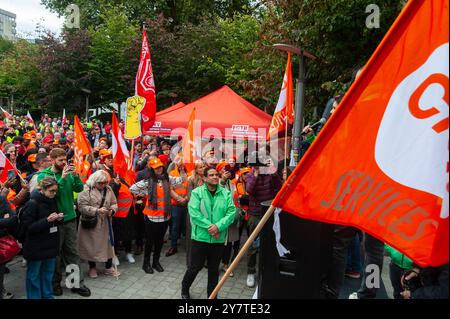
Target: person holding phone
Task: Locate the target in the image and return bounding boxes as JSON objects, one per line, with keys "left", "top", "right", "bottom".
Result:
{"left": 37, "top": 148, "right": 90, "bottom": 297}
{"left": 21, "top": 177, "right": 64, "bottom": 299}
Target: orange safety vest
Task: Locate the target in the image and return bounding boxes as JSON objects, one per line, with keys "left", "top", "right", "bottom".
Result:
{"left": 169, "top": 167, "right": 188, "bottom": 206}
{"left": 143, "top": 182, "right": 165, "bottom": 218}
{"left": 114, "top": 182, "right": 134, "bottom": 218}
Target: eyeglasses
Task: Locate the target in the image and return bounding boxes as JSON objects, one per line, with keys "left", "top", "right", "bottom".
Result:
{"left": 97, "top": 181, "right": 108, "bottom": 185}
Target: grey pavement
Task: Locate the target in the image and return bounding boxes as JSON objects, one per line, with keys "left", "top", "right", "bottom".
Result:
{"left": 3, "top": 236, "right": 393, "bottom": 300}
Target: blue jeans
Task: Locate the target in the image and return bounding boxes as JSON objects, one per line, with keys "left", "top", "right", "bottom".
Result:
{"left": 170, "top": 206, "right": 187, "bottom": 248}
{"left": 346, "top": 232, "right": 362, "bottom": 273}
{"left": 26, "top": 258, "right": 56, "bottom": 299}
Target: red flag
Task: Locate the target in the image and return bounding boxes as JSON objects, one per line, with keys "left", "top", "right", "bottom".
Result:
{"left": 268, "top": 52, "right": 294, "bottom": 139}
{"left": 135, "top": 30, "right": 157, "bottom": 133}
{"left": 0, "top": 106, "right": 11, "bottom": 118}
{"left": 182, "top": 107, "right": 200, "bottom": 173}
{"left": 273, "top": 0, "right": 449, "bottom": 267}
{"left": 111, "top": 112, "right": 136, "bottom": 186}
{"left": 0, "top": 150, "right": 19, "bottom": 183}
{"left": 73, "top": 115, "right": 92, "bottom": 182}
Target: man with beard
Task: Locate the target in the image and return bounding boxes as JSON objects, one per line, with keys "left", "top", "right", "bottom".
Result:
{"left": 37, "top": 148, "right": 90, "bottom": 297}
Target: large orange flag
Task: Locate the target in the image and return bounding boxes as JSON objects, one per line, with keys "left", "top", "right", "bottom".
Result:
{"left": 73, "top": 115, "right": 92, "bottom": 182}
{"left": 273, "top": 0, "right": 449, "bottom": 267}
{"left": 182, "top": 107, "right": 200, "bottom": 173}
{"left": 111, "top": 112, "right": 136, "bottom": 186}
{"left": 268, "top": 52, "right": 294, "bottom": 139}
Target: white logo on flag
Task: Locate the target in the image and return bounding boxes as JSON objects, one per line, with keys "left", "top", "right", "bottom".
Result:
{"left": 375, "top": 43, "right": 449, "bottom": 219}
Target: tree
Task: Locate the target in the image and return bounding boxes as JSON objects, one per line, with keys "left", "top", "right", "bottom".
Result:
{"left": 38, "top": 29, "right": 92, "bottom": 115}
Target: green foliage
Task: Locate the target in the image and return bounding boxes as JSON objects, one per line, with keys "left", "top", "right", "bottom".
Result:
{"left": 1, "top": 0, "right": 405, "bottom": 122}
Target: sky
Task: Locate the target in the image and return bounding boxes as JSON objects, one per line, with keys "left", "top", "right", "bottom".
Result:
{"left": 1, "top": 0, "right": 64, "bottom": 38}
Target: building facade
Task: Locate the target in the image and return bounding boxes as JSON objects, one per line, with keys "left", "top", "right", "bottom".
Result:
{"left": 0, "top": 9, "right": 16, "bottom": 40}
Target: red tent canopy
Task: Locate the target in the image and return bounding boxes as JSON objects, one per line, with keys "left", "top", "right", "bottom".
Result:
{"left": 147, "top": 86, "right": 271, "bottom": 140}
{"left": 157, "top": 102, "right": 186, "bottom": 116}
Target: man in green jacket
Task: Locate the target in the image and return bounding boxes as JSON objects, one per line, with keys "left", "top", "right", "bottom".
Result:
{"left": 37, "top": 148, "right": 91, "bottom": 297}
{"left": 181, "top": 166, "right": 236, "bottom": 299}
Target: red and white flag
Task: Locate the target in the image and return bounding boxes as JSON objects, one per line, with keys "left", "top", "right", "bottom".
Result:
{"left": 182, "top": 107, "right": 200, "bottom": 173}
{"left": 111, "top": 112, "right": 136, "bottom": 186}
{"left": 0, "top": 106, "right": 11, "bottom": 118}
{"left": 272, "top": 0, "right": 449, "bottom": 267}
{"left": 268, "top": 52, "right": 294, "bottom": 139}
{"left": 62, "top": 109, "right": 67, "bottom": 126}
{"left": 135, "top": 30, "right": 157, "bottom": 133}
{"left": 0, "top": 150, "right": 19, "bottom": 183}
{"left": 25, "top": 111, "right": 34, "bottom": 125}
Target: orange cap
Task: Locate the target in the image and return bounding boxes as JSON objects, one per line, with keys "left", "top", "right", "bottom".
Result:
{"left": 148, "top": 158, "right": 164, "bottom": 169}
{"left": 27, "top": 153, "right": 37, "bottom": 163}
{"left": 216, "top": 161, "right": 229, "bottom": 173}
{"left": 99, "top": 149, "right": 113, "bottom": 157}
{"left": 240, "top": 167, "right": 251, "bottom": 175}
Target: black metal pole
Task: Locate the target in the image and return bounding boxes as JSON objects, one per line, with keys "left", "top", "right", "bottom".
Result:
{"left": 291, "top": 50, "right": 305, "bottom": 166}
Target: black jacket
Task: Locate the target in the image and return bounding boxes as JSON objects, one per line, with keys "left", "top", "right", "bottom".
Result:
{"left": 0, "top": 195, "right": 15, "bottom": 238}
{"left": 21, "top": 190, "right": 60, "bottom": 261}
{"left": 412, "top": 264, "right": 449, "bottom": 299}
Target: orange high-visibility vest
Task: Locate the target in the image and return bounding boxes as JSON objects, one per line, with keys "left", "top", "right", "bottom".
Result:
{"left": 143, "top": 182, "right": 166, "bottom": 218}
{"left": 114, "top": 182, "right": 133, "bottom": 218}
{"left": 169, "top": 167, "right": 188, "bottom": 206}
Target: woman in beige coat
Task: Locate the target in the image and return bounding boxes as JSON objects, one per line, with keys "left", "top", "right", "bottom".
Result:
{"left": 77, "top": 170, "right": 119, "bottom": 278}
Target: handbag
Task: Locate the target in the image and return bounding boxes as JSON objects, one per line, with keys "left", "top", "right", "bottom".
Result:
{"left": 80, "top": 188, "right": 107, "bottom": 229}
{"left": 0, "top": 235, "right": 21, "bottom": 264}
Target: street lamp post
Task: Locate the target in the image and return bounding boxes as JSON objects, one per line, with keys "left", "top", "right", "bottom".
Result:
{"left": 81, "top": 88, "right": 91, "bottom": 121}
{"left": 273, "top": 44, "right": 316, "bottom": 166}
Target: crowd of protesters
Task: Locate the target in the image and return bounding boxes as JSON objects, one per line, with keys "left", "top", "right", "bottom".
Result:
{"left": 0, "top": 112, "right": 448, "bottom": 300}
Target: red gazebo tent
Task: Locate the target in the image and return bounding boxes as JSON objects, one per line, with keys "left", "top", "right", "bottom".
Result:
{"left": 146, "top": 86, "right": 271, "bottom": 140}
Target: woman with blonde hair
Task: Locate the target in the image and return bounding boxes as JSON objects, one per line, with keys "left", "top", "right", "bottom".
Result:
{"left": 77, "top": 170, "right": 119, "bottom": 278}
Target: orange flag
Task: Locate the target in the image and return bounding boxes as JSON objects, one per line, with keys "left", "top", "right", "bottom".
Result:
{"left": 273, "top": 0, "right": 449, "bottom": 267}
{"left": 182, "top": 107, "right": 200, "bottom": 173}
{"left": 73, "top": 115, "right": 92, "bottom": 182}
{"left": 268, "top": 52, "right": 294, "bottom": 139}
{"left": 111, "top": 112, "right": 136, "bottom": 186}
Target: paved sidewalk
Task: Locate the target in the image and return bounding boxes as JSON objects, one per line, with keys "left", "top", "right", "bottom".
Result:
{"left": 4, "top": 239, "right": 393, "bottom": 300}
{"left": 4, "top": 239, "right": 255, "bottom": 300}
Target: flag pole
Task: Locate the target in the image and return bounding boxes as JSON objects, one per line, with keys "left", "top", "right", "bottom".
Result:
{"left": 284, "top": 115, "right": 288, "bottom": 181}
{"left": 209, "top": 205, "right": 276, "bottom": 299}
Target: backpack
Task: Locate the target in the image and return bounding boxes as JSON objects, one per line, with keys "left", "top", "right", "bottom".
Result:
{"left": 12, "top": 199, "right": 36, "bottom": 244}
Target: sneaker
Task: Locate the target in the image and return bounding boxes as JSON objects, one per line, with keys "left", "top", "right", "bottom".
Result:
{"left": 246, "top": 274, "right": 255, "bottom": 288}
{"left": 104, "top": 268, "right": 121, "bottom": 277}
{"left": 88, "top": 268, "right": 98, "bottom": 279}
{"left": 348, "top": 292, "right": 359, "bottom": 299}
{"left": 345, "top": 271, "right": 361, "bottom": 279}
{"left": 165, "top": 247, "right": 177, "bottom": 257}
{"left": 229, "top": 271, "right": 234, "bottom": 278}
{"left": 21, "top": 259, "right": 27, "bottom": 267}
{"left": 2, "top": 291, "right": 14, "bottom": 299}
{"left": 112, "top": 255, "right": 120, "bottom": 266}
{"left": 126, "top": 253, "right": 136, "bottom": 264}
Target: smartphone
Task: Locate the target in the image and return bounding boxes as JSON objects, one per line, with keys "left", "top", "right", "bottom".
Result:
{"left": 7, "top": 169, "right": 16, "bottom": 179}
